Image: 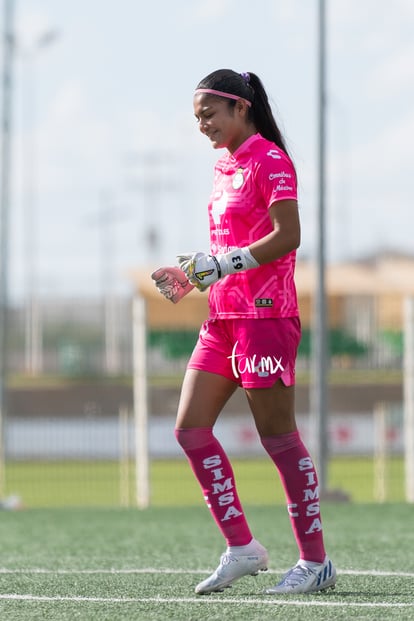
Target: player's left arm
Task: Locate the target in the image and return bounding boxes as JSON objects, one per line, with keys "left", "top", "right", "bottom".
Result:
{"left": 178, "top": 151, "right": 300, "bottom": 291}
{"left": 248, "top": 199, "right": 301, "bottom": 265}
{"left": 177, "top": 199, "right": 300, "bottom": 291}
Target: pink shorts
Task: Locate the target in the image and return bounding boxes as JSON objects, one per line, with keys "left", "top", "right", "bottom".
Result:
{"left": 187, "top": 317, "right": 301, "bottom": 388}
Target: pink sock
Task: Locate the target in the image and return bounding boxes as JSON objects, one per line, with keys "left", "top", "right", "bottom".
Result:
{"left": 175, "top": 427, "right": 253, "bottom": 547}
{"left": 261, "top": 431, "right": 326, "bottom": 563}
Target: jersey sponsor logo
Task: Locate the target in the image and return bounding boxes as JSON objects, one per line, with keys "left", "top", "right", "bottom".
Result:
{"left": 289, "top": 456, "right": 323, "bottom": 534}
{"left": 269, "top": 171, "right": 292, "bottom": 180}
{"left": 227, "top": 340, "right": 284, "bottom": 379}
{"left": 202, "top": 454, "right": 243, "bottom": 522}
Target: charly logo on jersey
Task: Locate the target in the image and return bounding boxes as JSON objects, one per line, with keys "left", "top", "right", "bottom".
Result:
{"left": 266, "top": 149, "right": 281, "bottom": 159}
{"left": 232, "top": 167, "right": 244, "bottom": 189}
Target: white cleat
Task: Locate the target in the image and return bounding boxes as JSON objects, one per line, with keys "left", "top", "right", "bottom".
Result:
{"left": 195, "top": 539, "right": 269, "bottom": 594}
{"left": 266, "top": 556, "right": 336, "bottom": 594}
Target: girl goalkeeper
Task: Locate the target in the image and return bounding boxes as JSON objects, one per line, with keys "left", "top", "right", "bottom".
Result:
{"left": 152, "top": 68, "right": 336, "bottom": 596}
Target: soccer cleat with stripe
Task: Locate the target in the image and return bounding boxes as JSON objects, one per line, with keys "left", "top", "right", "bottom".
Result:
{"left": 195, "top": 539, "right": 269, "bottom": 594}
{"left": 265, "top": 556, "right": 336, "bottom": 594}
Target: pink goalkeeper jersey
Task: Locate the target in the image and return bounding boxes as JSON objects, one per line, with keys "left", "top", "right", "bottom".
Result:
{"left": 207, "top": 133, "right": 299, "bottom": 319}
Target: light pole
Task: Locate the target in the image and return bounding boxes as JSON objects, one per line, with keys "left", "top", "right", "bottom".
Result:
{"left": 19, "top": 29, "right": 59, "bottom": 375}
{"left": 0, "top": 0, "right": 15, "bottom": 498}
{"left": 124, "top": 149, "right": 177, "bottom": 265}
{"left": 310, "top": 0, "right": 328, "bottom": 491}
{"left": 87, "top": 192, "right": 131, "bottom": 376}
{"left": 99, "top": 191, "right": 121, "bottom": 376}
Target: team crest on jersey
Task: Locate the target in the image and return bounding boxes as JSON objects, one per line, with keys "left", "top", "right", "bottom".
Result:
{"left": 232, "top": 168, "right": 244, "bottom": 189}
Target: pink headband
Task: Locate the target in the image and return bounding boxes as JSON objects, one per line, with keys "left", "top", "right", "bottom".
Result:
{"left": 194, "top": 88, "right": 252, "bottom": 107}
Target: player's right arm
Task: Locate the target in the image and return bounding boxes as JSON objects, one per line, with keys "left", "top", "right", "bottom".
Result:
{"left": 151, "top": 266, "right": 194, "bottom": 304}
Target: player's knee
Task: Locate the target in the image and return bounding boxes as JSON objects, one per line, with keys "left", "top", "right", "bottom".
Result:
{"left": 174, "top": 427, "right": 214, "bottom": 450}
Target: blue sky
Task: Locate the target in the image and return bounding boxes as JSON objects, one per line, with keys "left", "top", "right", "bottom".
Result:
{"left": 3, "top": 0, "right": 414, "bottom": 299}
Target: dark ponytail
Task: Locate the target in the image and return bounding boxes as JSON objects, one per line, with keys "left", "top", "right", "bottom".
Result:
{"left": 246, "top": 72, "right": 290, "bottom": 155}
{"left": 196, "top": 69, "right": 291, "bottom": 157}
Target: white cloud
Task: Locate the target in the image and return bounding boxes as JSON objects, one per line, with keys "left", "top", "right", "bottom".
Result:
{"left": 15, "top": 7, "right": 53, "bottom": 42}
{"left": 399, "top": 0, "right": 414, "bottom": 16}
{"left": 37, "top": 80, "right": 117, "bottom": 194}
{"left": 327, "top": 107, "right": 413, "bottom": 208}
{"left": 366, "top": 43, "right": 414, "bottom": 98}
{"left": 191, "top": 0, "right": 233, "bottom": 22}
{"left": 352, "top": 113, "right": 413, "bottom": 182}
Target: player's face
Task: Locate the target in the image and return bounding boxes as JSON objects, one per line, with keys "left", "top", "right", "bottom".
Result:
{"left": 193, "top": 94, "right": 250, "bottom": 153}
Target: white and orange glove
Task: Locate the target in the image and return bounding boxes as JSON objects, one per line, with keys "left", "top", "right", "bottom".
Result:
{"left": 177, "top": 247, "right": 259, "bottom": 292}
{"left": 151, "top": 266, "right": 194, "bottom": 304}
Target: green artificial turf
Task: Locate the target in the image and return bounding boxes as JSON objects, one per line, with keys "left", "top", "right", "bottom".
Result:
{"left": 0, "top": 504, "right": 413, "bottom": 620}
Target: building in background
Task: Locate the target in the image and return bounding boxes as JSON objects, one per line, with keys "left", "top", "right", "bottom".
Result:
{"left": 132, "top": 252, "right": 414, "bottom": 333}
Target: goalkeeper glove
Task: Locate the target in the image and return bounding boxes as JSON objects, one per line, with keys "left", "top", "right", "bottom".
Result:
{"left": 177, "top": 247, "right": 259, "bottom": 292}
{"left": 151, "top": 266, "right": 194, "bottom": 304}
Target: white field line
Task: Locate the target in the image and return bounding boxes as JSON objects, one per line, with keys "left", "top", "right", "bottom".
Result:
{"left": 0, "top": 569, "right": 413, "bottom": 610}
{"left": 0, "top": 594, "right": 413, "bottom": 608}
{"left": 0, "top": 567, "right": 413, "bottom": 578}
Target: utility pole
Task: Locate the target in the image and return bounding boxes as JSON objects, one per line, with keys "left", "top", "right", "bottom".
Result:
{"left": 310, "top": 0, "right": 328, "bottom": 491}
{"left": 99, "top": 192, "right": 120, "bottom": 375}
{"left": 125, "top": 150, "right": 176, "bottom": 265}
{"left": 404, "top": 296, "right": 414, "bottom": 502}
{"left": 88, "top": 192, "right": 129, "bottom": 375}
{"left": 19, "top": 29, "right": 59, "bottom": 375}
{"left": 0, "top": 0, "right": 15, "bottom": 497}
